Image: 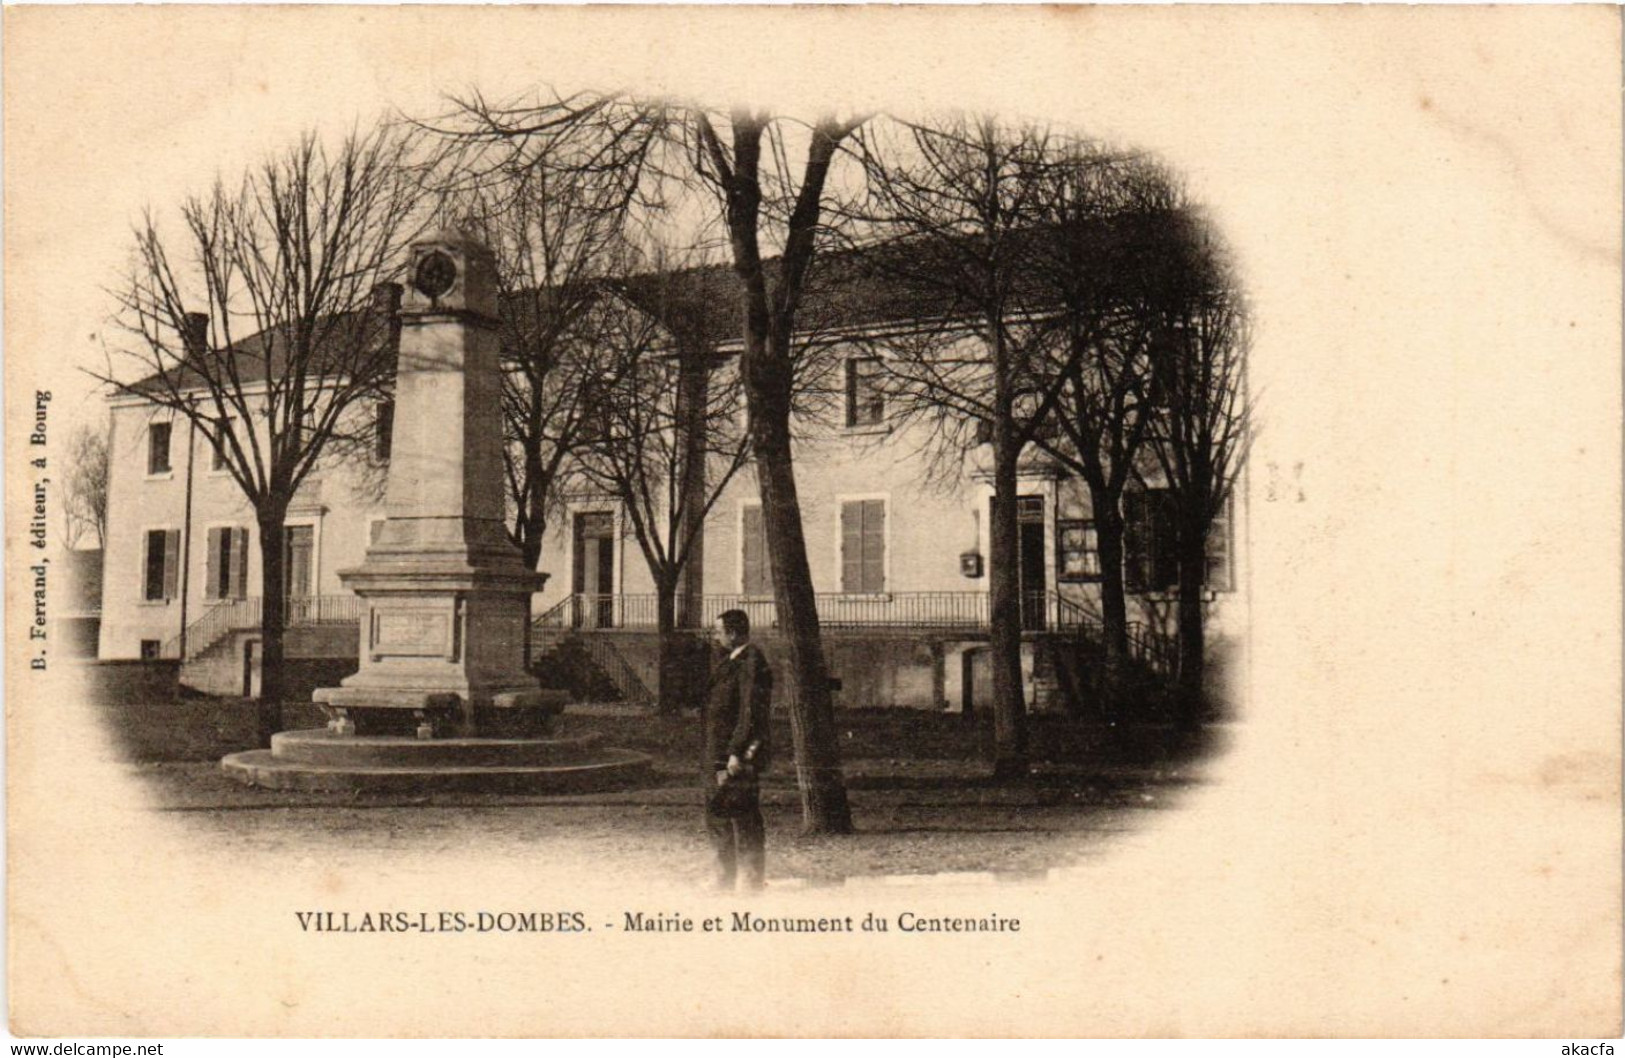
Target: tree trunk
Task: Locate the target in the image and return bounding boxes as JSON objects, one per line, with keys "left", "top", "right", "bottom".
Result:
{"left": 1090, "top": 485, "right": 1130, "bottom": 716}
{"left": 256, "top": 507, "right": 288, "bottom": 747}
{"left": 987, "top": 442, "right": 1029, "bottom": 780}
{"left": 654, "top": 575, "right": 684, "bottom": 715}
{"left": 518, "top": 473, "right": 546, "bottom": 571}
{"left": 714, "top": 111, "right": 853, "bottom": 833}
{"left": 752, "top": 408, "right": 853, "bottom": 834}
{"left": 1175, "top": 522, "right": 1207, "bottom": 729}
{"left": 675, "top": 350, "right": 712, "bottom": 630}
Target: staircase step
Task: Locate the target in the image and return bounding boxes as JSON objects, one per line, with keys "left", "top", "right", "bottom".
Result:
{"left": 270, "top": 728, "right": 604, "bottom": 768}
{"left": 221, "top": 746, "right": 654, "bottom": 794}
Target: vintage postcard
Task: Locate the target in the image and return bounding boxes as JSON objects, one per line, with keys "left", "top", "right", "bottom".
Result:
{"left": 4, "top": 5, "right": 1620, "bottom": 1039}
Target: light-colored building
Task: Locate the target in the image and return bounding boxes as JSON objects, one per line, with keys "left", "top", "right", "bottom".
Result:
{"left": 100, "top": 261, "right": 1245, "bottom": 712}
{"left": 528, "top": 295, "right": 1245, "bottom": 712}
{"left": 99, "top": 378, "right": 391, "bottom": 685}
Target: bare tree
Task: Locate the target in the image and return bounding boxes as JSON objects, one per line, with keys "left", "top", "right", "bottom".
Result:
{"left": 62, "top": 421, "right": 110, "bottom": 550}
{"left": 1143, "top": 225, "right": 1250, "bottom": 722}
{"left": 444, "top": 157, "right": 643, "bottom": 571}
{"left": 573, "top": 263, "right": 752, "bottom": 713}
{"left": 1025, "top": 152, "right": 1182, "bottom": 689}
{"left": 432, "top": 91, "right": 864, "bottom": 832}
{"left": 102, "top": 125, "right": 423, "bottom": 744}
{"left": 842, "top": 113, "right": 1076, "bottom": 779}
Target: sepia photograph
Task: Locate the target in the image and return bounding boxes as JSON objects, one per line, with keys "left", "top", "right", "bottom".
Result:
{"left": 4, "top": 4, "right": 1620, "bottom": 1041}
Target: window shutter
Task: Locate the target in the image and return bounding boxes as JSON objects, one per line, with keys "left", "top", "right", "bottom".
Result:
{"left": 162, "top": 529, "right": 180, "bottom": 600}
{"left": 861, "top": 500, "right": 885, "bottom": 593}
{"left": 841, "top": 502, "right": 862, "bottom": 592}
{"left": 232, "top": 528, "right": 250, "bottom": 600}
{"left": 204, "top": 527, "right": 222, "bottom": 601}
{"left": 742, "top": 506, "right": 767, "bottom": 595}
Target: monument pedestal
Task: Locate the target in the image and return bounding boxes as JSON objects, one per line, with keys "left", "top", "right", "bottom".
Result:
{"left": 312, "top": 557, "right": 562, "bottom": 739}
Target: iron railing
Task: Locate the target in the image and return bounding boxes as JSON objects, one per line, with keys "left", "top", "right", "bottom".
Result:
{"left": 530, "top": 588, "right": 1179, "bottom": 674}
{"left": 1126, "top": 620, "right": 1178, "bottom": 677}
{"left": 163, "top": 593, "right": 366, "bottom": 660}
{"left": 531, "top": 589, "right": 1180, "bottom": 703}
{"left": 533, "top": 590, "right": 1113, "bottom": 635}
{"left": 1054, "top": 594, "right": 1177, "bottom": 678}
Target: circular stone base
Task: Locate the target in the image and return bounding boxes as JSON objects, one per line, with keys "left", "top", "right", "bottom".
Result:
{"left": 221, "top": 729, "right": 653, "bottom": 794}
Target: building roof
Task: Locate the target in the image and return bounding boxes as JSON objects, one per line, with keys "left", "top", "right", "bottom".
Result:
{"left": 612, "top": 209, "right": 1208, "bottom": 348}
{"left": 125, "top": 309, "right": 395, "bottom": 398}
{"left": 125, "top": 212, "right": 1205, "bottom": 393}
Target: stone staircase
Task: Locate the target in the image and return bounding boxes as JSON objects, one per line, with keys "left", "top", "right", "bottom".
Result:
{"left": 179, "top": 600, "right": 361, "bottom": 697}
{"left": 530, "top": 627, "right": 655, "bottom": 707}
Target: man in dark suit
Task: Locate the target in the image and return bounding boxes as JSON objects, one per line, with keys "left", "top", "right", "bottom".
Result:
{"left": 703, "top": 608, "right": 772, "bottom": 891}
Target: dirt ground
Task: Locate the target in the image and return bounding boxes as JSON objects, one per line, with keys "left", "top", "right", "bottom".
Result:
{"left": 127, "top": 707, "right": 1227, "bottom": 886}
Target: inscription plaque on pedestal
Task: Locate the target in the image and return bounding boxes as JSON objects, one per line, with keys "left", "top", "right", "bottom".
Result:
{"left": 372, "top": 610, "right": 452, "bottom": 658}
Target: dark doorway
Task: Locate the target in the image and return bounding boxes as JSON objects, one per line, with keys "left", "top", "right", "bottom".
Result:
{"left": 960, "top": 646, "right": 994, "bottom": 722}
{"left": 242, "top": 639, "right": 257, "bottom": 698}
{"left": 1016, "top": 495, "right": 1047, "bottom": 629}
{"left": 571, "top": 512, "right": 616, "bottom": 629}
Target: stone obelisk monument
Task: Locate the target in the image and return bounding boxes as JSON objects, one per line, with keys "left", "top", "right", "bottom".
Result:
{"left": 314, "top": 225, "right": 559, "bottom": 739}
{"left": 223, "top": 224, "right": 649, "bottom": 790}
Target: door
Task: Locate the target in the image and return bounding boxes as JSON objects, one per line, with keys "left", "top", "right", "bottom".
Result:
{"left": 284, "top": 524, "right": 314, "bottom": 622}
{"left": 960, "top": 646, "right": 994, "bottom": 721}
{"left": 571, "top": 512, "right": 616, "bottom": 629}
{"left": 987, "top": 495, "right": 1048, "bottom": 630}
{"left": 242, "top": 639, "right": 258, "bottom": 698}
{"left": 1016, "top": 495, "right": 1047, "bottom": 630}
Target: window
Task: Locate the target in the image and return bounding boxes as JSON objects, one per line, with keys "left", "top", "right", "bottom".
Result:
{"left": 205, "top": 527, "right": 250, "bottom": 601}
{"left": 578, "top": 380, "right": 607, "bottom": 444}
{"left": 840, "top": 499, "right": 886, "bottom": 594}
{"left": 740, "top": 505, "right": 771, "bottom": 596}
{"left": 374, "top": 400, "right": 394, "bottom": 461}
{"left": 143, "top": 528, "right": 179, "bottom": 602}
{"left": 139, "top": 640, "right": 162, "bottom": 660}
{"left": 1124, "top": 489, "right": 1179, "bottom": 594}
{"left": 1205, "top": 500, "right": 1234, "bottom": 592}
{"left": 1058, "top": 520, "right": 1102, "bottom": 582}
{"left": 845, "top": 358, "right": 884, "bottom": 427}
{"left": 284, "top": 525, "right": 314, "bottom": 598}
{"left": 147, "top": 422, "right": 172, "bottom": 475}
{"left": 209, "top": 420, "right": 232, "bottom": 472}
{"left": 1123, "top": 489, "right": 1233, "bottom": 593}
